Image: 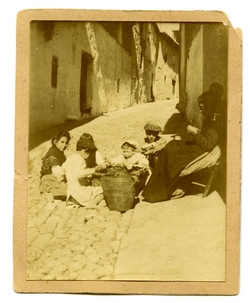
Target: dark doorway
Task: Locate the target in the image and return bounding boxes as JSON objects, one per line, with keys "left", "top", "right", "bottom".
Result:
{"left": 80, "top": 51, "right": 92, "bottom": 115}
{"left": 172, "top": 79, "right": 176, "bottom": 98}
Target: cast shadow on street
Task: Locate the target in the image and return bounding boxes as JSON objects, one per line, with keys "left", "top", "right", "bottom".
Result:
{"left": 29, "top": 116, "right": 97, "bottom": 151}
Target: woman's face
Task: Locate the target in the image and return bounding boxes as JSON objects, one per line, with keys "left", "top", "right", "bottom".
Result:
{"left": 198, "top": 90, "right": 222, "bottom": 118}
{"left": 54, "top": 136, "right": 69, "bottom": 152}
{"left": 146, "top": 130, "right": 158, "bottom": 143}
{"left": 79, "top": 149, "right": 90, "bottom": 160}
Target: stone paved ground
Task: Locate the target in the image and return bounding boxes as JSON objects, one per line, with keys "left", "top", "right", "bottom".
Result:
{"left": 27, "top": 100, "right": 180, "bottom": 280}
{"left": 114, "top": 193, "right": 225, "bottom": 281}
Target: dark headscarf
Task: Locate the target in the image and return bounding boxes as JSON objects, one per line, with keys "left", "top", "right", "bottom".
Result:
{"left": 76, "top": 136, "right": 97, "bottom": 168}
{"left": 76, "top": 136, "right": 97, "bottom": 151}
{"left": 198, "top": 83, "right": 223, "bottom": 117}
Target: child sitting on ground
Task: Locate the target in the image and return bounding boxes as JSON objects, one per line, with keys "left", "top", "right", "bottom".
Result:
{"left": 141, "top": 121, "right": 167, "bottom": 170}
{"left": 62, "top": 135, "right": 104, "bottom": 208}
{"left": 39, "top": 130, "right": 71, "bottom": 200}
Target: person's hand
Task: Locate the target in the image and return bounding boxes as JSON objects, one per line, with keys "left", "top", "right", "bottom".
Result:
{"left": 144, "top": 149, "right": 154, "bottom": 155}
{"left": 143, "top": 142, "right": 157, "bottom": 155}
{"left": 94, "top": 165, "right": 102, "bottom": 172}
{"left": 186, "top": 125, "right": 200, "bottom": 135}
{"left": 125, "top": 163, "right": 133, "bottom": 170}
{"left": 143, "top": 142, "right": 156, "bottom": 149}
{"left": 52, "top": 165, "right": 66, "bottom": 182}
{"left": 52, "top": 165, "right": 65, "bottom": 176}
{"left": 141, "top": 143, "right": 150, "bottom": 151}
{"left": 95, "top": 162, "right": 107, "bottom": 171}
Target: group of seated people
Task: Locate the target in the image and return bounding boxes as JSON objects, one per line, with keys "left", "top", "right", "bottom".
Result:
{"left": 39, "top": 82, "right": 224, "bottom": 207}
{"left": 39, "top": 124, "right": 160, "bottom": 208}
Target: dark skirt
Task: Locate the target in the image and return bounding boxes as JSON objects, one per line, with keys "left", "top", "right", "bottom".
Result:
{"left": 39, "top": 174, "right": 67, "bottom": 198}
{"left": 142, "top": 139, "right": 205, "bottom": 202}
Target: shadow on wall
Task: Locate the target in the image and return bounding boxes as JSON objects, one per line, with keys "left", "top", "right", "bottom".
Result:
{"left": 162, "top": 112, "right": 190, "bottom": 141}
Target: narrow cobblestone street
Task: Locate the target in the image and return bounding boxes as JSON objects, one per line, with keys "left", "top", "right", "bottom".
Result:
{"left": 27, "top": 99, "right": 225, "bottom": 281}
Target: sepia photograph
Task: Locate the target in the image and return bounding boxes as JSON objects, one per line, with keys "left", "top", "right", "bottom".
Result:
{"left": 13, "top": 9, "right": 241, "bottom": 295}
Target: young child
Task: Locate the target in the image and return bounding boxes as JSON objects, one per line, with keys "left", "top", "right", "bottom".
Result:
{"left": 39, "top": 130, "right": 71, "bottom": 199}
{"left": 110, "top": 140, "right": 149, "bottom": 171}
{"left": 62, "top": 135, "right": 104, "bottom": 208}
{"left": 108, "top": 140, "right": 150, "bottom": 196}
{"left": 141, "top": 121, "right": 167, "bottom": 169}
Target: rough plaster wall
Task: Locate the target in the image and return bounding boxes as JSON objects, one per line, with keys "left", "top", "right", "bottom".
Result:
{"left": 29, "top": 22, "right": 91, "bottom": 132}
{"left": 174, "top": 51, "right": 180, "bottom": 100}
{"left": 181, "top": 23, "right": 228, "bottom": 129}
{"left": 155, "top": 40, "right": 170, "bottom": 100}
{"left": 203, "top": 23, "right": 228, "bottom": 196}
{"left": 203, "top": 23, "right": 228, "bottom": 159}
{"left": 155, "top": 38, "right": 179, "bottom": 101}
{"left": 90, "top": 23, "right": 132, "bottom": 114}
{"left": 203, "top": 23, "right": 228, "bottom": 96}
{"left": 29, "top": 22, "right": 68, "bottom": 132}
{"left": 67, "top": 22, "right": 92, "bottom": 118}
{"left": 144, "top": 23, "right": 157, "bottom": 103}
{"left": 30, "top": 21, "right": 176, "bottom": 132}
{"left": 185, "top": 24, "right": 203, "bottom": 128}
{"left": 130, "top": 22, "right": 158, "bottom": 105}
{"left": 178, "top": 23, "right": 187, "bottom": 114}
{"left": 29, "top": 21, "right": 132, "bottom": 132}
{"left": 143, "top": 58, "right": 151, "bottom": 102}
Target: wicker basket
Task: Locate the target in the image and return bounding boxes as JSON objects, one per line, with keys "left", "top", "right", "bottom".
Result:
{"left": 101, "top": 173, "right": 138, "bottom": 212}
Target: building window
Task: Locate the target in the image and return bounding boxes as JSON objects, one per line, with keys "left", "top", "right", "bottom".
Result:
{"left": 164, "top": 75, "right": 166, "bottom": 83}
{"left": 51, "top": 55, "right": 58, "bottom": 88}
{"left": 164, "top": 54, "right": 168, "bottom": 63}
{"left": 117, "top": 78, "right": 120, "bottom": 93}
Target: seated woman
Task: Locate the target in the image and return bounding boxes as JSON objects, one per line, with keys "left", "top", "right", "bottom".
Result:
{"left": 142, "top": 82, "right": 224, "bottom": 203}
{"left": 79, "top": 132, "right": 104, "bottom": 168}
{"left": 78, "top": 132, "right": 104, "bottom": 187}
{"left": 39, "top": 130, "right": 71, "bottom": 200}
{"left": 62, "top": 135, "right": 104, "bottom": 208}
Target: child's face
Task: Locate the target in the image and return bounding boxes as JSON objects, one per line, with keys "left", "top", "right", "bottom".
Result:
{"left": 122, "top": 145, "right": 135, "bottom": 159}
{"left": 146, "top": 130, "right": 158, "bottom": 143}
{"left": 55, "top": 136, "right": 69, "bottom": 152}
{"left": 79, "top": 149, "right": 90, "bottom": 160}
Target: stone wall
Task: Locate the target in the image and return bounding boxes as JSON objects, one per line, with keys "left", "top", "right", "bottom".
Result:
{"left": 29, "top": 21, "right": 132, "bottom": 133}
{"left": 29, "top": 21, "right": 180, "bottom": 133}
{"left": 155, "top": 34, "right": 179, "bottom": 101}
{"left": 179, "top": 23, "right": 228, "bottom": 128}
{"left": 203, "top": 23, "right": 228, "bottom": 95}
{"left": 185, "top": 23, "right": 204, "bottom": 127}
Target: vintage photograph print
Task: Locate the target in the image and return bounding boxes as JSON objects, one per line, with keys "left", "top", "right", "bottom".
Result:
{"left": 14, "top": 10, "right": 241, "bottom": 295}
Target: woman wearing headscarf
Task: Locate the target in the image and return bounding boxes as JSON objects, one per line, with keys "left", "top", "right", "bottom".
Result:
{"left": 142, "top": 83, "right": 224, "bottom": 203}
{"left": 62, "top": 135, "right": 104, "bottom": 208}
